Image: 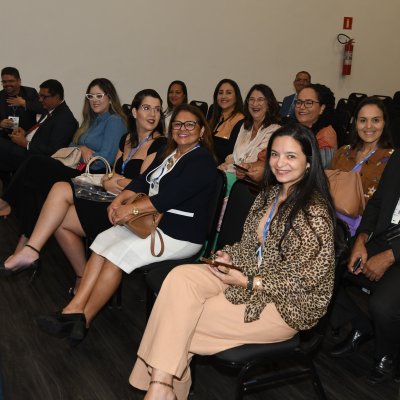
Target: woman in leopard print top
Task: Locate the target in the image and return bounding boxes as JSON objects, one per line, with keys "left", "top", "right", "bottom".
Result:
{"left": 130, "top": 124, "right": 336, "bottom": 400}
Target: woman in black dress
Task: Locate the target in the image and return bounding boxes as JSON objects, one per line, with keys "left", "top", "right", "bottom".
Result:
{"left": 0, "top": 89, "right": 165, "bottom": 294}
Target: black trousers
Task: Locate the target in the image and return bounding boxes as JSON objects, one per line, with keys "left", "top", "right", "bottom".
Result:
{"left": 331, "top": 239, "right": 400, "bottom": 359}
{"left": 2, "top": 155, "right": 80, "bottom": 237}
{"left": 0, "top": 136, "right": 28, "bottom": 172}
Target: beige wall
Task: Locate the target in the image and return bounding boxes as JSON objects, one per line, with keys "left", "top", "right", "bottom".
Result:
{"left": 1, "top": 0, "right": 399, "bottom": 120}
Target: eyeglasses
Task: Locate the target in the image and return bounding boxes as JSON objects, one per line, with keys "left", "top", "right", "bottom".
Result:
{"left": 248, "top": 97, "right": 266, "bottom": 105}
{"left": 294, "top": 99, "right": 320, "bottom": 108}
{"left": 171, "top": 121, "right": 198, "bottom": 131}
{"left": 140, "top": 104, "right": 162, "bottom": 113}
{"left": 39, "top": 93, "right": 54, "bottom": 99}
{"left": 86, "top": 93, "right": 106, "bottom": 101}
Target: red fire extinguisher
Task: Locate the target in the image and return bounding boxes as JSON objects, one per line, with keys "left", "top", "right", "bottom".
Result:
{"left": 337, "top": 34, "right": 355, "bottom": 76}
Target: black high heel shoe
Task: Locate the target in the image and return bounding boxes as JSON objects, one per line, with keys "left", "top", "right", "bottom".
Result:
{"left": 0, "top": 244, "right": 41, "bottom": 281}
{"left": 67, "top": 275, "right": 82, "bottom": 299}
{"left": 37, "top": 312, "right": 86, "bottom": 340}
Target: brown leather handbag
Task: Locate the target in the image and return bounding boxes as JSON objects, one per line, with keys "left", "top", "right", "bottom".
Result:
{"left": 122, "top": 193, "right": 164, "bottom": 257}
{"left": 325, "top": 169, "right": 366, "bottom": 217}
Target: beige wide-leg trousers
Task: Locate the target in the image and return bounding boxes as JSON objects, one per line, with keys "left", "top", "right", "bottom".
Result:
{"left": 129, "top": 264, "right": 296, "bottom": 400}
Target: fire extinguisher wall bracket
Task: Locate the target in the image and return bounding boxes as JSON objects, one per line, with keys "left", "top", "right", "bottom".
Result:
{"left": 337, "top": 34, "right": 355, "bottom": 76}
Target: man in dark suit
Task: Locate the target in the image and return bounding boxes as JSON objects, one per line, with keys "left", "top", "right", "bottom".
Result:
{"left": 279, "top": 71, "right": 311, "bottom": 123}
{"left": 0, "top": 67, "right": 43, "bottom": 135}
{"left": 0, "top": 79, "right": 78, "bottom": 173}
{"left": 330, "top": 150, "right": 400, "bottom": 384}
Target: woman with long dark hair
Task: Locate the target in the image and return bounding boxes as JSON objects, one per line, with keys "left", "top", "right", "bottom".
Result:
{"left": 163, "top": 81, "right": 188, "bottom": 133}
{"left": 0, "top": 89, "right": 166, "bottom": 295}
{"left": 330, "top": 96, "right": 394, "bottom": 235}
{"left": 129, "top": 123, "right": 336, "bottom": 400}
{"left": 209, "top": 78, "right": 244, "bottom": 164}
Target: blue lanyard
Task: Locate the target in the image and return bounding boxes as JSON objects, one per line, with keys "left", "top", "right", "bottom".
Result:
{"left": 256, "top": 192, "right": 280, "bottom": 266}
{"left": 121, "top": 133, "right": 152, "bottom": 176}
{"left": 351, "top": 147, "right": 378, "bottom": 172}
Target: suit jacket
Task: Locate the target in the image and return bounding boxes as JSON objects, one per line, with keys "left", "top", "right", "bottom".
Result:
{"left": 28, "top": 101, "right": 78, "bottom": 156}
{"left": 0, "top": 86, "right": 44, "bottom": 132}
{"left": 357, "top": 149, "right": 400, "bottom": 262}
{"left": 279, "top": 93, "right": 296, "bottom": 119}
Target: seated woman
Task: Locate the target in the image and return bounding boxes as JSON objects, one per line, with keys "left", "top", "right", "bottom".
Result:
{"left": 294, "top": 83, "right": 336, "bottom": 168}
{"left": 330, "top": 96, "right": 394, "bottom": 235}
{"left": 329, "top": 149, "right": 400, "bottom": 384}
{"left": 0, "top": 89, "right": 166, "bottom": 294}
{"left": 163, "top": 81, "right": 188, "bottom": 134}
{"left": 209, "top": 79, "right": 244, "bottom": 164}
{"left": 0, "top": 78, "right": 127, "bottom": 251}
{"left": 129, "top": 123, "right": 336, "bottom": 400}
{"left": 219, "top": 84, "right": 280, "bottom": 189}
{"left": 36, "top": 104, "right": 217, "bottom": 342}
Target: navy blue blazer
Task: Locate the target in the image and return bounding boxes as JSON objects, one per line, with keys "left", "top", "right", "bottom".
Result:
{"left": 126, "top": 146, "right": 217, "bottom": 244}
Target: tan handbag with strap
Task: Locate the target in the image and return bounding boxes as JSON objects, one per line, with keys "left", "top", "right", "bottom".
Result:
{"left": 325, "top": 169, "right": 366, "bottom": 217}
{"left": 122, "top": 193, "right": 164, "bottom": 257}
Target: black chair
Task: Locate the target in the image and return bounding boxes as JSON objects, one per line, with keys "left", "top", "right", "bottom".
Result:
{"left": 392, "top": 91, "right": 400, "bottom": 106}
{"left": 215, "top": 179, "right": 259, "bottom": 249}
{"left": 122, "top": 104, "right": 132, "bottom": 119}
{"left": 390, "top": 115, "right": 400, "bottom": 148}
{"left": 194, "top": 218, "right": 350, "bottom": 400}
{"left": 189, "top": 100, "right": 208, "bottom": 117}
{"left": 335, "top": 98, "right": 356, "bottom": 116}
{"left": 332, "top": 108, "right": 353, "bottom": 147}
{"left": 206, "top": 103, "right": 214, "bottom": 120}
{"left": 139, "top": 169, "right": 227, "bottom": 316}
{"left": 348, "top": 92, "right": 367, "bottom": 106}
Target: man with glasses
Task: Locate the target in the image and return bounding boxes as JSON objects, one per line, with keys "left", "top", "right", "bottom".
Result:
{"left": 0, "top": 79, "right": 77, "bottom": 175}
{"left": 279, "top": 71, "right": 311, "bottom": 123}
{"left": 0, "top": 67, "right": 43, "bottom": 135}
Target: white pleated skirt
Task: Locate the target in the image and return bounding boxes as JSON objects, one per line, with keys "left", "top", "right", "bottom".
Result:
{"left": 90, "top": 225, "right": 202, "bottom": 274}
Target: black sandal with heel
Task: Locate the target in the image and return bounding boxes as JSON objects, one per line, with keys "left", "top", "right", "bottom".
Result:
{"left": 0, "top": 244, "right": 41, "bottom": 280}
{"left": 68, "top": 275, "right": 82, "bottom": 299}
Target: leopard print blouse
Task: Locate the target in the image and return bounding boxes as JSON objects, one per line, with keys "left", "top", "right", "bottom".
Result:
{"left": 223, "top": 185, "right": 335, "bottom": 331}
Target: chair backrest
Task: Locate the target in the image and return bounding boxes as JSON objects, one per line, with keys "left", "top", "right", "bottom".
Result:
{"left": 206, "top": 103, "right": 214, "bottom": 120}
{"left": 393, "top": 91, "right": 400, "bottom": 105}
{"left": 348, "top": 92, "right": 367, "bottom": 106}
{"left": 189, "top": 100, "right": 208, "bottom": 117}
{"left": 202, "top": 169, "right": 227, "bottom": 255}
{"left": 122, "top": 104, "right": 132, "bottom": 119}
{"left": 332, "top": 108, "right": 352, "bottom": 147}
{"left": 216, "top": 179, "right": 259, "bottom": 250}
{"left": 336, "top": 98, "right": 356, "bottom": 116}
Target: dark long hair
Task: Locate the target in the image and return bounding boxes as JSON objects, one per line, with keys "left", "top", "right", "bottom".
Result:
{"left": 163, "top": 104, "right": 215, "bottom": 159}
{"left": 166, "top": 80, "right": 188, "bottom": 111}
{"left": 210, "top": 79, "right": 243, "bottom": 130}
{"left": 263, "top": 123, "right": 336, "bottom": 255}
{"left": 243, "top": 84, "right": 281, "bottom": 130}
{"left": 349, "top": 96, "right": 393, "bottom": 150}
{"left": 129, "top": 89, "right": 164, "bottom": 147}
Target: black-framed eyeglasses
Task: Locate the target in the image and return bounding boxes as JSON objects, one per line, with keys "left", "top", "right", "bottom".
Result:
{"left": 86, "top": 93, "right": 106, "bottom": 101}
{"left": 38, "top": 93, "right": 54, "bottom": 99}
{"left": 294, "top": 99, "right": 320, "bottom": 108}
{"left": 171, "top": 121, "right": 198, "bottom": 131}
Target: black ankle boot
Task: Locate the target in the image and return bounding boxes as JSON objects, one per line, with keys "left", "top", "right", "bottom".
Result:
{"left": 367, "top": 355, "right": 397, "bottom": 384}
{"left": 329, "top": 330, "right": 373, "bottom": 358}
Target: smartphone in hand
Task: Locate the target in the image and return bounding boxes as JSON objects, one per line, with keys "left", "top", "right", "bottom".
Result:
{"left": 200, "top": 257, "right": 242, "bottom": 273}
{"left": 352, "top": 257, "right": 362, "bottom": 273}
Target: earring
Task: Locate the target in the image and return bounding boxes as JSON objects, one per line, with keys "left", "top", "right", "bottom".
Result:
{"left": 199, "top": 136, "right": 203, "bottom": 142}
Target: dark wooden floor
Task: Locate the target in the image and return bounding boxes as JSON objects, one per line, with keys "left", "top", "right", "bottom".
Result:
{"left": 0, "top": 212, "right": 399, "bottom": 400}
